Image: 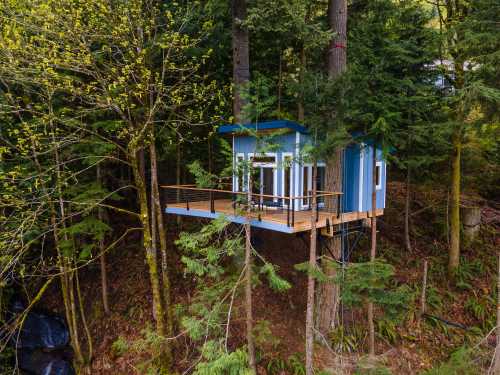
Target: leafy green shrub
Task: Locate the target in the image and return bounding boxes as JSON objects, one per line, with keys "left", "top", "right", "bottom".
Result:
{"left": 111, "top": 336, "right": 129, "bottom": 358}
{"left": 376, "top": 318, "right": 399, "bottom": 344}
{"left": 193, "top": 340, "right": 251, "bottom": 375}
{"left": 287, "top": 353, "right": 306, "bottom": 375}
{"left": 423, "top": 347, "right": 480, "bottom": 375}
{"left": 330, "top": 324, "right": 365, "bottom": 353}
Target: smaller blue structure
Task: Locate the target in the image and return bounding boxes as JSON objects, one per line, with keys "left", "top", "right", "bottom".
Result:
{"left": 218, "top": 120, "right": 386, "bottom": 214}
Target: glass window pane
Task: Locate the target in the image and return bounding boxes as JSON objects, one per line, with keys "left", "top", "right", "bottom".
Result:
{"left": 262, "top": 168, "right": 274, "bottom": 196}
{"left": 303, "top": 167, "right": 309, "bottom": 205}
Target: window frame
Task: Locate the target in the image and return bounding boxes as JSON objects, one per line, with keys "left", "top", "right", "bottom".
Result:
{"left": 301, "top": 162, "right": 326, "bottom": 209}
{"left": 281, "top": 152, "right": 294, "bottom": 207}
{"left": 234, "top": 153, "right": 245, "bottom": 192}
{"left": 247, "top": 152, "right": 278, "bottom": 202}
{"left": 375, "top": 161, "right": 383, "bottom": 190}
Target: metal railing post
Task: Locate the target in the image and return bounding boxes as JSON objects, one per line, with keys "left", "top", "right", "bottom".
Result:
{"left": 337, "top": 194, "right": 341, "bottom": 218}
{"left": 292, "top": 198, "right": 295, "bottom": 227}
{"left": 287, "top": 198, "right": 290, "bottom": 227}
{"left": 209, "top": 191, "right": 215, "bottom": 213}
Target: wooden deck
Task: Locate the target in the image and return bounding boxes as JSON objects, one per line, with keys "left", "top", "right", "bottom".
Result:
{"left": 165, "top": 199, "right": 383, "bottom": 233}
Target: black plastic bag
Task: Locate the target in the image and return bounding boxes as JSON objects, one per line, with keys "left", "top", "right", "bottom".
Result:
{"left": 9, "top": 299, "right": 70, "bottom": 350}
{"left": 18, "top": 349, "right": 75, "bottom": 375}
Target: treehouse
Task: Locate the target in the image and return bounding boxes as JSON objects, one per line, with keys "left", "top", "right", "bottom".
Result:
{"left": 163, "top": 120, "right": 386, "bottom": 234}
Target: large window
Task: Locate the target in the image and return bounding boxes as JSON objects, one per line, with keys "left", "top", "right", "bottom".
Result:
{"left": 235, "top": 154, "right": 245, "bottom": 192}
{"left": 249, "top": 153, "right": 277, "bottom": 202}
{"left": 316, "top": 166, "right": 325, "bottom": 203}
{"left": 375, "top": 161, "right": 382, "bottom": 190}
{"left": 302, "top": 164, "right": 326, "bottom": 207}
{"left": 282, "top": 154, "right": 293, "bottom": 199}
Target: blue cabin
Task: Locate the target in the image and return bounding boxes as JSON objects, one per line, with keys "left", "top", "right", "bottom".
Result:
{"left": 164, "top": 120, "right": 386, "bottom": 234}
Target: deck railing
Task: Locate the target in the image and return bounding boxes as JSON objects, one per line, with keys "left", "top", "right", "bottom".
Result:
{"left": 162, "top": 185, "right": 342, "bottom": 227}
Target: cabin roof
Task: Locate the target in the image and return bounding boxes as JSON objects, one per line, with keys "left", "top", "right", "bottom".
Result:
{"left": 217, "top": 120, "right": 309, "bottom": 135}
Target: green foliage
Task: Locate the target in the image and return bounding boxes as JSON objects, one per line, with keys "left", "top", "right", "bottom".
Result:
{"left": 329, "top": 324, "right": 365, "bottom": 353}
{"left": 286, "top": 353, "right": 306, "bottom": 375}
{"left": 354, "top": 365, "right": 393, "bottom": 375}
{"left": 259, "top": 263, "right": 291, "bottom": 292}
{"left": 193, "top": 340, "right": 251, "bottom": 375}
{"left": 111, "top": 336, "right": 129, "bottom": 358}
{"left": 423, "top": 348, "right": 479, "bottom": 375}
{"left": 265, "top": 353, "right": 307, "bottom": 375}
{"left": 330, "top": 259, "right": 411, "bottom": 319}
{"left": 125, "top": 326, "right": 171, "bottom": 374}
{"left": 453, "top": 259, "right": 485, "bottom": 291}
{"left": 464, "top": 294, "right": 495, "bottom": 331}
{"left": 253, "top": 320, "right": 281, "bottom": 350}
{"left": 177, "top": 215, "right": 240, "bottom": 278}
{"left": 376, "top": 318, "right": 399, "bottom": 345}
{"left": 189, "top": 160, "right": 218, "bottom": 188}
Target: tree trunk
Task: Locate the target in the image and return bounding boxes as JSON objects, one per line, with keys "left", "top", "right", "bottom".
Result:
{"left": 404, "top": 166, "right": 412, "bottom": 252}
{"left": 298, "top": 46, "right": 306, "bottom": 122}
{"left": 150, "top": 141, "right": 174, "bottom": 341}
{"left": 176, "top": 137, "right": 182, "bottom": 226}
{"left": 448, "top": 129, "right": 461, "bottom": 274}
{"left": 232, "top": 0, "right": 250, "bottom": 123}
{"left": 419, "top": 260, "right": 428, "bottom": 321}
{"left": 130, "top": 147, "right": 166, "bottom": 337}
{"left": 327, "top": 0, "right": 347, "bottom": 78}
{"left": 316, "top": 151, "right": 342, "bottom": 335}
{"left": 97, "top": 164, "right": 110, "bottom": 315}
{"left": 368, "top": 146, "right": 377, "bottom": 358}
{"left": 462, "top": 206, "right": 481, "bottom": 243}
{"left": 306, "top": 163, "right": 318, "bottom": 375}
{"left": 75, "top": 268, "right": 93, "bottom": 363}
{"left": 444, "top": 0, "right": 466, "bottom": 277}
{"left": 245, "top": 171, "right": 256, "bottom": 372}
{"left": 494, "top": 252, "right": 500, "bottom": 374}
{"left": 278, "top": 50, "right": 282, "bottom": 114}
{"left": 244, "top": 222, "right": 256, "bottom": 373}
{"left": 316, "top": 0, "right": 347, "bottom": 336}
{"left": 51, "top": 122, "right": 84, "bottom": 365}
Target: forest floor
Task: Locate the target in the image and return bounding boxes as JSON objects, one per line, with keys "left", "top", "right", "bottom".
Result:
{"left": 42, "top": 180, "right": 499, "bottom": 374}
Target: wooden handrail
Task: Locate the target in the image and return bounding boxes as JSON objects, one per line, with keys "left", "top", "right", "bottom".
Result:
{"left": 161, "top": 185, "right": 343, "bottom": 200}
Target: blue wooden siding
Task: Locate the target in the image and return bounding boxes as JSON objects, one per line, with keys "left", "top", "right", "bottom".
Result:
{"left": 360, "top": 145, "right": 386, "bottom": 211}
{"left": 233, "top": 132, "right": 298, "bottom": 197}
{"left": 232, "top": 132, "right": 386, "bottom": 213}
{"left": 342, "top": 144, "right": 361, "bottom": 212}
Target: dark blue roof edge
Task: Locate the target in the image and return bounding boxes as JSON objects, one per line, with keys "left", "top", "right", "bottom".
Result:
{"left": 217, "top": 120, "right": 309, "bottom": 135}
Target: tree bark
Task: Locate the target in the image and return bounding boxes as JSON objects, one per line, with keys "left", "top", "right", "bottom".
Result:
{"left": 316, "top": 0, "right": 347, "bottom": 336}
{"left": 316, "top": 151, "right": 342, "bottom": 334}
{"left": 150, "top": 141, "right": 174, "bottom": 340}
{"left": 444, "top": 0, "right": 466, "bottom": 277}
{"left": 404, "top": 166, "right": 412, "bottom": 252}
{"left": 306, "top": 163, "right": 318, "bottom": 375}
{"left": 448, "top": 129, "right": 461, "bottom": 274}
{"left": 232, "top": 0, "right": 250, "bottom": 123}
{"left": 419, "top": 260, "right": 428, "bottom": 321}
{"left": 245, "top": 171, "right": 256, "bottom": 372}
{"left": 97, "top": 164, "right": 110, "bottom": 315}
{"left": 327, "top": 0, "right": 347, "bottom": 78}
{"left": 494, "top": 252, "right": 500, "bottom": 374}
{"left": 50, "top": 118, "right": 84, "bottom": 365}
{"left": 130, "top": 147, "right": 166, "bottom": 337}
{"left": 176, "top": 136, "right": 182, "bottom": 226}
{"left": 298, "top": 46, "right": 306, "bottom": 122}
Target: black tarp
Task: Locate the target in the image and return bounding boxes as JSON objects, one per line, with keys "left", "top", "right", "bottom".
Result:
{"left": 18, "top": 349, "right": 75, "bottom": 375}
{"left": 10, "top": 299, "right": 70, "bottom": 350}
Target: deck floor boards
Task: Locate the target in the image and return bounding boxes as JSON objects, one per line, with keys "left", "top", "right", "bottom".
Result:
{"left": 166, "top": 199, "right": 383, "bottom": 233}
